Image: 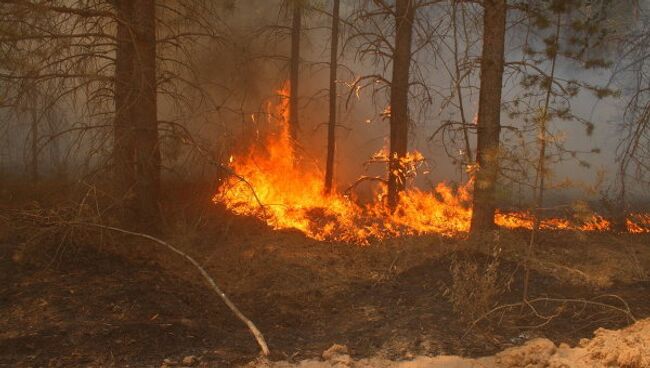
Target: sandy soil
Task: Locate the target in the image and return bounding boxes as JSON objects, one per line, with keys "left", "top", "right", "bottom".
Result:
{"left": 248, "top": 318, "right": 650, "bottom": 368}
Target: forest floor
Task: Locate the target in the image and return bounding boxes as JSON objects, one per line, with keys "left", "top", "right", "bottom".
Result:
{"left": 1, "top": 183, "right": 649, "bottom": 367}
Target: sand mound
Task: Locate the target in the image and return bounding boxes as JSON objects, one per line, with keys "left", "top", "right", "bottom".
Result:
{"left": 246, "top": 318, "right": 650, "bottom": 368}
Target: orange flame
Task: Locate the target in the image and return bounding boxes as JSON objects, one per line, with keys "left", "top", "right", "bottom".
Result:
{"left": 627, "top": 213, "right": 650, "bottom": 234}
{"left": 213, "top": 84, "right": 650, "bottom": 244}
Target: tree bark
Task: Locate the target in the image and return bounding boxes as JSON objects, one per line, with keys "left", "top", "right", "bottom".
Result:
{"left": 387, "top": 0, "right": 414, "bottom": 211}
{"left": 29, "top": 89, "right": 39, "bottom": 183}
{"left": 113, "top": 0, "right": 136, "bottom": 221}
{"left": 324, "top": 0, "right": 340, "bottom": 194}
{"left": 131, "top": 0, "right": 161, "bottom": 229}
{"left": 289, "top": 1, "right": 301, "bottom": 149}
{"left": 469, "top": 0, "right": 506, "bottom": 235}
{"left": 451, "top": 0, "right": 472, "bottom": 165}
{"left": 523, "top": 12, "right": 561, "bottom": 302}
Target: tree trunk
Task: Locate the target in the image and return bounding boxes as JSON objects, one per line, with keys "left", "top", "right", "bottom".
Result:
{"left": 131, "top": 0, "right": 161, "bottom": 229}
{"left": 451, "top": 0, "right": 472, "bottom": 165}
{"left": 113, "top": 0, "right": 136, "bottom": 221}
{"left": 324, "top": 0, "right": 340, "bottom": 194}
{"left": 523, "top": 12, "right": 561, "bottom": 302}
{"left": 387, "top": 0, "right": 414, "bottom": 211}
{"left": 29, "top": 91, "right": 39, "bottom": 183}
{"left": 469, "top": 0, "right": 506, "bottom": 236}
{"left": 289, "top": 1, "right": 301, "bottom": 149}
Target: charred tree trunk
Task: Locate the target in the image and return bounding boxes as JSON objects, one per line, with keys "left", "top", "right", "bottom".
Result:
{"left": 469, "top": 0, "right": 506, "bottom": 236}
{"left": 289, "top": 1, "right": 301, "bottom": 149}
{"left": 387, "top": 0, "right": 415, "bottom": 211}
{"left": 113, "top": 0, "right": 136, "bottom": 221}
{"left": 131, "top": 0, "right": 161, "bottom": 229}
{"left": 324, "top": 0, "right": 340, "bottom": 194}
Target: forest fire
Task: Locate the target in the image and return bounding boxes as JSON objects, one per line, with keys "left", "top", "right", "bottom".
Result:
{"left": 214, "top": 85, "right": 650, "bottom": 244}
{"left": 6, "top": 1, "right": 650, "bottom": 366}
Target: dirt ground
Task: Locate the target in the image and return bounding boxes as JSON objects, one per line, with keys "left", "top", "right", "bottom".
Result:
{"left": 249, "top": 318, "right": 650, "bottom": 367}
{"left": 1, "top": 190, "right": 650, "bottom": 367}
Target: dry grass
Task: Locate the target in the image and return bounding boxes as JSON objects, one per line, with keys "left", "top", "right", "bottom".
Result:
{"left": 443, "top": 245, "right": 514, "bottom": 323}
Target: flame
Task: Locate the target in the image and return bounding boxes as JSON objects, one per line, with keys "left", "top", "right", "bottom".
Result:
{"left": 627, "top": 213, "right": 650, "bottom": 234}
{"left": 214, "top": 84, "right": 650, "bottom": 244}
{"left": 494, "top": 212, "right": 611, "bottom": 232}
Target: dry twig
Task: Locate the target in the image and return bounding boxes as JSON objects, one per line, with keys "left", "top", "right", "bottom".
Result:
{"left": 462, "top": 295, "right": 636, "bottom": 339}
{"left": 77, "top": 222, "right": 271, "bottom": 357}
{"left": 3, "top": 207, "right": 270, "bottom": 357}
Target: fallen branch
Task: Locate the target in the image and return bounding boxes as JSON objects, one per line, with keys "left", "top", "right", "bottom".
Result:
{"left": 77, "top": 222, "right": 270, "bottom": 357}
{"left": 3, "top": 198, "right": 270, "bottom": 356}
{"left": 344, "top": 175, "right": 387, "bottom": 196}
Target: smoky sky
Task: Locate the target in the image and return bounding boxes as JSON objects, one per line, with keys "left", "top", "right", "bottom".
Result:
{"left": 202, "top": 0, "right": 637, "bottom": 204}
{"left": 2, "top": 0, "right": 645, "bottom": 204}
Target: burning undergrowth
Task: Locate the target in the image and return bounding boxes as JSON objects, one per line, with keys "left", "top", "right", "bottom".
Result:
{"left": 213, "top": 86, "right": 650, "bottom": 244}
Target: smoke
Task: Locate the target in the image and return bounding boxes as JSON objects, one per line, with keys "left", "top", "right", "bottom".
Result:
{"left": 193, "top": 0, "right": 635, "bottom": 205}
{"left": 2, "top": 0, "right": 647, "bottom": 207}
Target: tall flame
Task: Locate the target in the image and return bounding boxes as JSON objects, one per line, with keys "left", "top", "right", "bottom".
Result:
{"left": 214, "top": 84, "right": 650, "bottom": 244}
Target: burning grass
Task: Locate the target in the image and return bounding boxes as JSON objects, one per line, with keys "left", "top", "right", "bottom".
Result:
{"left": 213, "top": 85, "right": 650, "bottom": 244}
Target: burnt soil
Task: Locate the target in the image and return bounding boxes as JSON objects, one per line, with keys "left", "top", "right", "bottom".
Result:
{"left": 1, "top": 212, "right": 650, "bottom": 367}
